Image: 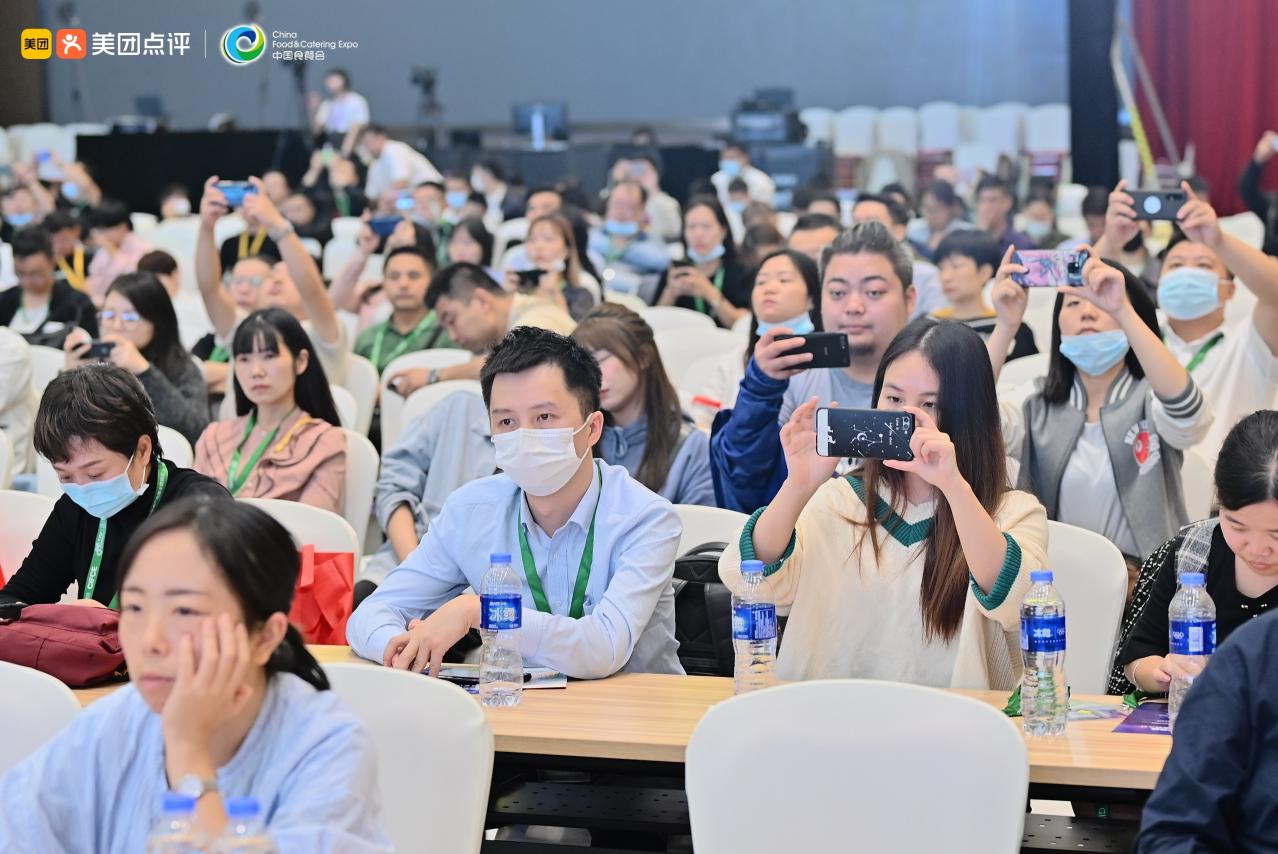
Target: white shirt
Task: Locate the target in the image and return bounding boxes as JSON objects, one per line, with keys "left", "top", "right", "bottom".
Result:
{"left": 1058, "top": 421, "right": 1141, "bottom": 556}
{"left": 1164, "top": 317, "right": 1278, "bottom": 467}
{"left": 365, "top": 140, "right": 442, "bottom": 201}
{"left": 0, "top": 327, "right": 36, "bottom": 473}
{"left": 315, "top": 91, "right": 370, "bottom": 133}
{"left": 7, "top": 299, "right": 48, "bottom": 335}
{"left": 711, "top": 165, "right": 776, "bottom": 206}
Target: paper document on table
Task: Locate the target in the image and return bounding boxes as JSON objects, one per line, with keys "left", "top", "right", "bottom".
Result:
{"left": 1112, "top": 701, "right": 1171, "bottom": 735}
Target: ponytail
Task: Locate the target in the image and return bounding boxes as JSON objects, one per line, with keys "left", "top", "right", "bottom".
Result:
{"left": 269, "top": 624, "right": 331, "bottom": 691}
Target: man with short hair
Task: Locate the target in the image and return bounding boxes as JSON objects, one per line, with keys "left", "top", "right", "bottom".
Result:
{"left": 42, "top": 209, "right": 93, "bottom": 293}
{"left": 787, "top": 213, "right": 842, "bottom": 266}
{"left": 354, "top": 247, "right": 454, "bottom": 374}
{"left": 0, "top": 228, "right": 98, "bottom": 342}
{"left": 710, "top": 221, "right": 916, "bottom": 511}
{"left": 852, "top": 193, "right": 946, "bottom": 317}
{"left": 311, "top": 67, "right": 370, "bottom": 156}
{"left": 612, "top": 154, "right": 681, "bottom": 242}
{"left": 712, "top": 141, "right": 776, "bottom": 206}
{"left": 361, "top": 125, "right": 443, "bottom": 203}
{"left": 587, "top": 180, "right": 670, "bottom": 303}
{"left": 974, "top": 175, "right": 1035, "bottom": 257}
{"left": 348, "top": 325, "right": 684, "bottom": 678}
{"left": 280, "top": 191, "right": 332, "bottom": 246}
{"left": 84, "top": 200, "right": 152, "bottom": 307}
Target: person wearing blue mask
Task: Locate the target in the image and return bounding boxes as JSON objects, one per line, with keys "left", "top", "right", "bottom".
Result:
{"left": 0, "top": 364, "right": 230, "bottom": 611}
{"left": 587, "top": 180, "right": 670, "bottom": 304}
{"left": 991, "top": 247, "right": 1213, "bottom": 574}
{"left": 348, "top": 325, "right": 684, "bottom": 679}
{"left": 1095, "top": 180, "right": 1278, "bottom": 468}
{"left": 1, "top": 185, "right": 46, "bottom": 245}
{"left": 653, "top": 196, "right": 749, "bottom": 327}
{"left": 711, "top": 141, "right": 775, "bottom": 207}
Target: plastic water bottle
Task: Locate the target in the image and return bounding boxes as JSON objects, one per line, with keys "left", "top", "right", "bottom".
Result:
{"left": 479, "top": 552, "right": 524, "bottom": 708}
{"left": 213, "top": 797, "right": 276, "bottom": 853}
{"left": 731, "top": 560, "right": 777, "bottom": 694}
{"left": 147, "top": 793, "right": 202, "bottom": 853}
{"left": 1020, "top": 569, "right": 1067, "bottom": 736}
{"left": 1167, "top": 572, "right": 1216, "bottom": 732}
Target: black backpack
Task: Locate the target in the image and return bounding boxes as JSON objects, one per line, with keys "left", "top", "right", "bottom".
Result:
{"left": 672, "top": 542, "right": 736, "bottom": 677}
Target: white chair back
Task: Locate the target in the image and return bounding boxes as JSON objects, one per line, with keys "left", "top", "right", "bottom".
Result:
{"left": 686, "top": 680, "right": 1028, "bottom": 854}
{"left": 676, "top": 352, "right": 732, "bottom": 406}
{"left": 0, "top": 430, "right": 11, "bottom": 490}
{"left": 239, "top": 498, "right": 360, "bottom": 556}
{"left": 340, "top": 428, "right": 379, "bottom": 549}
{"left": 953, "top": 143, "right": 1001, "bottom": 178}
{"left": 493, "top": 217, "right": 529, "bottom": 262}
{"left": 322, "top": 238, "right": 360, "bottom": 280}
{"left": 324, "top": 664, "right": 493, "bottom": 854}
{"left": 639, "top": 306, "right": 716, "bottom": 336}
{"left": 298, "top": 237, "right": 323, "bottom": 260}
{"left": 129, "top": 212, "right": 159, "bottom": 236}
{"left": 674, "top": 505, "right": 748, "bottom": 558}
{"left": 330, "top": 216, "right": 363, "bottom": 242}
{"left": 400, "top": 381, "right": 484, "bottom": 440}
{"left": 798, "top": 107, "right": 836, "bottom": 147}
{"left": 976, "top": 103, "right": 1027, "bottom": 158}
{"left": 1026, "top": 103, "right": 1071, "bottom": 153}
{"left": 331, "top": 385, "right": 358, "bottom": 430}
{"left": 876, "top": 106, "right": 920, "bottom": 156}
{"left": 0, "top": 490, "right": 56, "bottom": 584}
{"left": 28, "top": 345, "right": 63, "bottom": 397}
{"left": 0, "top": 661, "right": 81, "bottom": 776}
{"left": 1045, "top": 521, "right": 1128, "bottom": 695}
{"left": 602, "top": 289, "right": 647, "bottom": 314}
{"left": 340, "top": 354, "right": 379, "bottom": 436}
{"left": 996, "top": 352, "right": 1049, "bottom": 401}
{"left": 833, "top": 106, "right": 878, "bottom": 158}
{"left": 654, "top": 327, "right": 741, "bottom": 387}
{"left": 378, "top": 349, "right": 475, "bottom": 449}
{"left": 918, "top": 101, "right": 961, "bottom": 152}
{"left": 1181, "top": 448, "right": 1214, "bottom": 521}
{"left": 148, "top": 217, "right": 200, "bottom": 267}
{"left": 156, "top": 425, "right": 194, "bottom": 469}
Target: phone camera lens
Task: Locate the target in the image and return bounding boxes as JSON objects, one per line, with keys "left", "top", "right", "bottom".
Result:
{"left": 1142, "top": 196, "right": 1162, "bottom": 215}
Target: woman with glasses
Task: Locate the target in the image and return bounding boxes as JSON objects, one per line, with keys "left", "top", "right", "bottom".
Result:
{"left": 65, "top": 272, "right": 209, "bottom": 443}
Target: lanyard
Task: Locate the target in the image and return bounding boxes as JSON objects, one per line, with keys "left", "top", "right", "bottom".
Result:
{"left": 226, "top": 409, "right": 301, "bottom": 496}
{"left": 208, "top": 344, "right": 229, "bottom": 363}
{"left": 369, "top": 313, "right": 436, "bottom": 371}
{"left": 603, "top": 237, "right": 636, "bottom": 264}
{"left": 1185, "top": 332, "right": 1224, "bottom": 373}
{"left": 84, "top": 460, "right": 169, "bottom": 607}
{"left": 516, "top": 462, "right": 602, "bottom": 619}
{"left": 335, "top": 191, "right": 351, "bottom": 219}
{"left": 57, "top": 247, "right": 85, "bottom": 291}
{"left": 692, "top": 265, "right": 726, "bottom": 316}
{"left": 237, "top": 228, "right": 268, "bottom": 259}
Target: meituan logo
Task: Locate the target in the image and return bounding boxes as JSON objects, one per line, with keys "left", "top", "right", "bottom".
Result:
{"left": 220, "top": 23, "right": 265, "bottom": 65}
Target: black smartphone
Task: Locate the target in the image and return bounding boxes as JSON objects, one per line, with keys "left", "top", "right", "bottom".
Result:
{"left": 1011, "top": 248, "right": 1089, "bottom": 287}
{"left": 1129, "top": 189, "right": 1187, "bottom": 221}
{"left": 815, "top": 408, "right": 915, "bottom": 460}
{"left": 775, "top": 332, "right": 851, "bottom": 369}
{"left": 0, "top": 598, "right": 26, "bottom": 621}
{"left": 85, "top": 340, "right": 115, "bottom": 360}
{"left": 669, "top": 258, "right": 695, "bottom": 270}
{"left": 514, "top": 268, "right": 545, "bottom": 288}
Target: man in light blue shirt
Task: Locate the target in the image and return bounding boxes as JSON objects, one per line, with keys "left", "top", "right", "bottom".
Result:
{"left": 587, "top": 180, "right": 670, "bottom": 304}
{"left": 347, "top": 325, "right": 684, "bottom": 679}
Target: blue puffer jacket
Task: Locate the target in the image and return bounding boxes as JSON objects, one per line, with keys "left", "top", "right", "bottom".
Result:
{"left": 709, "top": 359, "right": 792, "bottom": 512}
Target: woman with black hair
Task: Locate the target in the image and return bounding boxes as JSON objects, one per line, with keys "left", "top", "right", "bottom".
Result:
{"left": 445, "top": 216, "right": 496, "bottom": 276}
{"left": 653, "top": 196, "right": 751, "bottom": 328}
{"left": 0, "top": 498, "right": 392, "bottom": 851}
{"left": 64, "top": 271, "right": 209, "bottom": 443}
{"left": 1110, "top": 409, "right": 1278, "bottom": 694}
{"left": 194, "top": 308, "right": 346, "bottom": 514}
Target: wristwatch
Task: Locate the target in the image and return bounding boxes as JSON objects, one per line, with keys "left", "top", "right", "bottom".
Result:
{"left": 426, "top": 368, "right": 440, "bottom": 386}
{"left": 175, "top": 773, "right": 219, "bottom": 802}
{"left": 267, "top": 219, "right": 296, "bottom": 242}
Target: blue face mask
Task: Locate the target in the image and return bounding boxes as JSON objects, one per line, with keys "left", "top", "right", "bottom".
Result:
{"left": 727, "top": 200, "right": 747, "bottom": 216}
{"left": 757, "top": 311, "right": 815, "bottom": 337}
{"left": 1157, "top": 268, "right": 1221, "bottom": 321}
{"left": 1059, "top": 329, "right": 1130, "bottom": 376}
{"left": 445, "top": 191, "right": 468, "bottom": 211}
{"left": 5, "top": 212, "right": 34, "bottom": 228}
{"left": 604, "top": 219, "right": 639, "bottom": 238}
{"left": 719, "top": 159, "right": 742, "bottom": 178}
{"left": 61, "top": 453, "right": 148, "bottom": 520}
{"left": 686, "top": 244, "right": 725, "bottom": 265}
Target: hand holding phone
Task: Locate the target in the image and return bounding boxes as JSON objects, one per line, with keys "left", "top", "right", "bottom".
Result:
{"left": 215, "top": 180, "right": 256, "bottom": 208}
{"left": 514, "top": 268, "right": 545, "bottom": 288}
{"left": 816, "top": 407, "right": 915, "bottom": 460}
{"left": 1011, "top": 248, "right": 1089, "bottom": 288}
{"left": 774, "top": 332, "right": 851, "bottom": 369}
{"left": 1128, "top": 189, "right": 1187, "bottom": 221}
{"left": 85, "top": 340, "right": 116, "bottom": 360}
{"left": 753, "top": 327, "right": 818, "bottom": 381}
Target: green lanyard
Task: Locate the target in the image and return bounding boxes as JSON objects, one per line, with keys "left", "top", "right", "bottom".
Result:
{"left": 603, "top": 237, "right": 636, "bottom": 264}
{"left": 335, "top": 191, "right": 351, "bottom": 219}
{"left": 84, "top": 460, "right": 169, "bottom": 607}
{"left": 226, "top": 410, "right": 294, "bottom": 496}
{"left": 369, "top": 313, "right": 436, "bottom": 372}
{"left": 1185, "top": 332, "right": 1224, "bottom": 373}
{"left": 516, "top": 462, "right": 602, "bottom": 619}
{"left": 208, "top": 344, "right": 229, "bottom": 363}
{"left": 692, "top": 266, "right": 726, "bottom": 316}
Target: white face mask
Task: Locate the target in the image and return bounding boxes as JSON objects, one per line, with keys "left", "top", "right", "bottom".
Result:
{"left": 493, "top": 421, "right": 591, "bottom": 496}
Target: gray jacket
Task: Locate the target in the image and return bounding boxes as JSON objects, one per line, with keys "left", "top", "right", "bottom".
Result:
{"left": 599, "top": 415, "right": 715, "bottom": 507}
{"left": 1009, "top": 369, "right": 1212, "bottom": 558}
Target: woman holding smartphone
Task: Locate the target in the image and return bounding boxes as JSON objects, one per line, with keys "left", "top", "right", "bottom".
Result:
{"left": 653, "top": 196, "right": 750, "bottom": 328}
{"left": 718, "top": 317, "right": 1049, "bottom": 688}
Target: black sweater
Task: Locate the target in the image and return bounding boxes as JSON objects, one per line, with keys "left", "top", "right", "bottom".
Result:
{"left": 0, "top": 280, "right": 99, "bottom": 339}
{"left": 0, "top": 460, "right": 230, "bottom": 606}
{"left": 1236, "top": 159, "right": 1278, "bottom": 257}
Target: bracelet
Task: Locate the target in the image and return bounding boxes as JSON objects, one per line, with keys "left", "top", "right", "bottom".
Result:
{"left": 1130, "top": 659, "right": 1146, "bottom": 689}
{"left": 267, "top": 220, "right": 295, "bottom": 242}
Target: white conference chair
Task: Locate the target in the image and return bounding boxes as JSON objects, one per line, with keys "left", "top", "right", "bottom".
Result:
{"left": 28, "top": 345, "right": 64, "bottom": 397}
{"left": 0, "top": 430, "right": 12, "bottom": 490}
{"left": 1045, "top": 521, "right": 1128, "bottom": 695}
{"left": 953, "top": 143, "right": 1001, "bottom": 179}
{"left": 340, "top": 428, "right": 379, "bottom": 551}
{"left": 324, "top": 664, "right": 493, "bottom": 854}
{"left": 330, "top": 385, "right": 358, "bottom": 430}
{"left": 378, "top": 349, "right": 475, "bottom": 450}
{"left": 1026, "top": 103, "right": 1071, "bottom": 156}
{"left": 676, "top": 352, "right": 731, "bottom": 407}
{"left": 493, "top": 217, "right": 529, "bottom": 262}
{"left": 834, "top": 106, "right": 879, "bottom": 159}
{"left": 602, "top": 289, "right": 648, "bottom": 314}
{"left": 0, "top": 662, "right": 81, "bottom": 775}
{"left": 148, "top": 217, "right": 201, "bottom": 265}
{"left": 639, "top": 306, "right": 716, "bottom": 336}
{"left": 129, "top": 211, "right": 159, "bottom": 236}
{"left": 34, "top": 456, "right": 59, "bottom": 499}
{"left": 298, "top": 237, "right": 323, "bottom": 261}
{"left": 212, "top": 213, "right": 248, "bottom": 246}
{"left": 798, "top": 107, "right": 836, "bottom": 148}
{"left": 400, "top": 381, "right": 484, "bottom": 443}
{"left": 1055, "top": 183, "right": 1089, "bottom": 221}
{"left": 0, "top": 490, "right": 56, "bottom": 584}
{"left": 1181, "top": 449, "right": 1215, "bottom": 521}
{"left": 686, "top": 680, "right": 1028, "bottom": 854}
{"left": 322, "top": 238, "right": 360, "bottom": 280}
{"left": 996, "top": 352, "right": 1049, "bottom": 394}
{"left": 976, "top": 102, "right": 1027, "bottom": 160}
{"left": 156, "top": 425, "right": 194, "bottom": 469}
{"left": 654, "top": 327, "right": 741, "bottom": 388}
{"left": 876, "top": 106, "right": 920, "bottom": 157}
{"left": 341, "top": 354, "right": 379, "bottom": 436}
{"left": 239, "top": 498, "right": 360, "bottom": 556}
{"left": 330, "top": 216, "right": 364, "bottom": 242}
{"left": 918, "top": 101, "right": 961, "bottom": 153}
{"left": 674, "top": 505, "right": 748, "bottom": 557}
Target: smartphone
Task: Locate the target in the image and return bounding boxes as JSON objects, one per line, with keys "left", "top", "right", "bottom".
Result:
{"left": 36, "top": 149, "right": 51, "bottom": 164}
{"left": 815, "top": 408, "right": 915, "bottom": 460}
{"left": 85, "top": 340, "right": 115, "bottom": 360}
{"left": 1129, "top": 189, "right": 1187, "bottom": 221}
{"left": 514, "top": 268, "right": 545, "bottom": 288}
{"left": 669, "top": 257, "right": 695, "bottom": 270}
{"left": 215, "top": 180, "right": 256, "bottom": 208}
{"left": 368, "top": 215, "right": 403, "bottom": 237}
{"left": 775, "top": 332, "right": 851, "bottom": 369}
{"left": 0, "top": 598, "right": 26, "bottom": 621}
{"left": 1011, "top": 248, "right": 1089, "bottom": 288}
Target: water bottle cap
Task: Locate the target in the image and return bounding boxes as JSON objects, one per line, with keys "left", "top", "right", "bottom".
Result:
{"left": 161, "top": 792, "right": 196, "bottom": 814}
{"left": 490, "top": 552, "right": 512, "bottom": 564}
{"left": 225, "top": 796, "right": 262, "bottom": 820}
{"left": 1030, "top": 570, "right": 1053, "bottom": 584}
{"left": 1179, "top": 572, "right": 1205, "bottom": 586}
{"left": 741, "top": 560, "right": 765, "bottom": 575}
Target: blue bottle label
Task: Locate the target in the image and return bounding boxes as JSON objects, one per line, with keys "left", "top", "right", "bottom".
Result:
{"left": 1169, "top": 619, "right": 1215, "bottom": 655}
{"left": 732, "top": 603, "right": 777, "bottom": 641}
{"left": 481, "top": 593, "right": 522, "bottom": 631}
{"left": 1020, "top": 615, "right": 1066, "bottom": 653}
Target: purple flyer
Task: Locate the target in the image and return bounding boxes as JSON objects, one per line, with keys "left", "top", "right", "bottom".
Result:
{"left": 1113, "top": 702, "right": 1171, "bottom": 735}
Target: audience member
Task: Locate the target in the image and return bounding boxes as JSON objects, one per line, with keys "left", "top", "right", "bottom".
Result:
{"left": 42, "top": 209, "right": 92, "bottom": 293}
{"left": 1079, "top": 185, "right": 1109, "bottom": 246}
{"left": 611, "top": 154, "right": 681, "bottom": 242}
{"left": 0, "top": 327, "right": 36, "bottom": 475}
{"left": 136, "top": 249, "right": 181, "bottom": 298}
{"left": 301, "top": 150, "right": 370, "bottom": 221}
{"left": 879, "top": 182, "right": 915, "bottom": 219}
{"left": 1237, "top": 130, "right": 1278, "bottom": 256}
{"left": 719, "top": 318, "right": 1048, "bottom": 687}
{"left": 310, "top": 67, "right": 371, "bottom": 156}
{"left": 786, "top": 212, "right": 842, "bottom": 267}
{"left": 347, "top": 326, "right": 683, "bottom": 679}
{"left": 931, "top": 232, "right": 1037, "bottom": 360}
{"left": 194, "top": 309, "right": 346, "bottom": 514}
{"left": 1, "top": 183, "right": 46, "bottom": 244}
{"left": 588, "top": 180, "right": 670, "bottom": 303}
{"left": 506, "top": 213, "right": 599, "bottom": 321}
{"left": 907, "top": 180, "right": 972, "bottom": 260}
{"left": 1022, "top": 190, "right": 1071, "bottom": 249}
{"left": 360, "top": 125, "right": 443, "bottom": 204}
{"left": 84, "top": 201, "right": 152, "bottom": 307}
{"left": 653, "top": 196, "right": 750, "bottom": 327}
{"left": 740, "top": 222, "right": 785, "bottom": 270}
{"left": 444, "top": 216, "right": 496, "bottom": 278}
{"left": 852, "top": 193, "right": 947, "bottom": 317}
{"left": 711, "top": 141, "right": 776, "bottom": 206}
{"left": 470, "top": 159, "right": 525, "bottom": 225}
{"left": 974, "top": 176, "right": 1034, "bottom": 258}
{"left": 158, "top": 184, "right": 193, "bottom": 221}
{"left": 0, "top": 227, "right": 98, "bottom": 343}
{"left": 353, "top": 246, "right": 453, "bottom": 373}
{"left": 0, "top": 364, "right": 228, "bottom": 608}
{"left": 281, "top": 192, "right": 333, "bottom": 247}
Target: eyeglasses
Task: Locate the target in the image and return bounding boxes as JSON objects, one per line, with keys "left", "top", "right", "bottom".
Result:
{"left": 97, "top": 309, "right": 141, "bottom": 326}
{"left": 226, "top": 275, "right": 267, "bottom": 288}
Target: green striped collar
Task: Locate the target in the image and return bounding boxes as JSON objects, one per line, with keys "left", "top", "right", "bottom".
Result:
{"left": 845, "top": 475, "right": 934, "bottom": 547}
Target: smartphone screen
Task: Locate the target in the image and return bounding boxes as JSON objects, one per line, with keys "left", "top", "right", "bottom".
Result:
{"left": 1011, "top": 249, "right": 1088, "bottom": 287}
{"left": 815, "top": 408, "right": 915, "bottom": 460}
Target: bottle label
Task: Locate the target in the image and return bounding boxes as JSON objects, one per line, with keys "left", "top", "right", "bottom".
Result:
{"left": 1169, "top": 619, "right": 1216, "bottom": 655}
{"left": 1020, "top": 614, "right": 1066, "bottom": 653}
{"left": 481, "top": 593, "right": 522, "bottom": 631}
{"left": 732, "top": 603, "right": 777, "bottom": 641}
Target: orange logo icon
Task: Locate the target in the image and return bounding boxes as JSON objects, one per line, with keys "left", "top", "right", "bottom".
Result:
{"left": 56, "top": 29, "right": 86, "bottom": 59}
